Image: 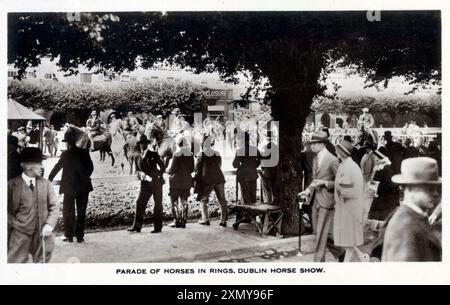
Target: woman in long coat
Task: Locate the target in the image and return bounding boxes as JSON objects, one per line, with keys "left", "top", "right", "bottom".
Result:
{"left": 166, "top": 134, "right": 194, "bottom": 228}
{"left": 334, "top": 141, "right": 365, "bottom": 262}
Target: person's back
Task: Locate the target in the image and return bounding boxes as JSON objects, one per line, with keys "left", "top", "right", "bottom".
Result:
{"left": 49, "top": 146, "right": 93, "bottom": 195}
{"left": 198, "top": 149, "right": 225, "bottom": 185}
{"left": 167, "top": 147, "right": 194, "bottom": 190}
{"left": 385, "top": 140, "right": 405, "bottom": 174}
{"left": 233, "top": 144, "right": 261, "bottom": 182}
{"left": 383, "top": 204, "right": 441, "bottom": 261}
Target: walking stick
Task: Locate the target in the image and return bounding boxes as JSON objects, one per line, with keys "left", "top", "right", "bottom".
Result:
{"left": 42, "top": 235, "right": 46, "bottom": 264}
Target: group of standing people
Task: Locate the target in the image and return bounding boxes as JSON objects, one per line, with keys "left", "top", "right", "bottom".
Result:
{"left": 299, "top": 125, "right": 441, "bottom": 262}
{"left": 126, "top": 131, "right": 230, "bottom": 233}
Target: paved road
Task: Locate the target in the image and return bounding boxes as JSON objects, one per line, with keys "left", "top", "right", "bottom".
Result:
{"left": 50, "top": 218, "right": 313, "bottom": 263}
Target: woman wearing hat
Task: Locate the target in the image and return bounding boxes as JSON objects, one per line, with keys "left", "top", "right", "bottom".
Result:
{"left": 382, "top": 157, "right": 441, "bottom": 261}
{"left": 367, "top": 147, "right": 399, "bottom": 221}
{"left": 166, "top": 134, "right": 194, "bottom": 228}
{"left": 334, "top": 140, "right": 365, "bottom": 262}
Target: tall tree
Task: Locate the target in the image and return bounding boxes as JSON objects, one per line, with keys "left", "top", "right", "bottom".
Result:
{"left": 8, "top": 11, "right": 441, "bottom": 234}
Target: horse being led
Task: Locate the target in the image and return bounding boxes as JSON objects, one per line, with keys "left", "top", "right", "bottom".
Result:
{"left": 63, "top": 124, "right": 115, "bottom": 166}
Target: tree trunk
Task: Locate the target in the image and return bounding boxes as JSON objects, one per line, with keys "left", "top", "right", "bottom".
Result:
{"left": 263, "top": 52, "right": 324, "bottom": 235}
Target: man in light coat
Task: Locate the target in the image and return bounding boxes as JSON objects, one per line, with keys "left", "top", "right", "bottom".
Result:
{"left": 299, "top": 131, "right": 343, "bottom": 262}
{"left": 8, "top": 148, "right": 59, "bottom": 263}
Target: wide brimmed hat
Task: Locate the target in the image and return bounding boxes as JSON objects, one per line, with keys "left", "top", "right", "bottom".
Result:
{"left": 308, "top": 131, "right": 329, "bottom": 144}
{"left": 137, "top": 135, "right": 151, "bottom": 145}
{"left": 362, "top": 107, "right": 369, "bottom": 112}
{"left": 20, "top": 147, "right": 46, "bottom": 163}
{"left": 392, "top": 157, "right": 441, "bottom": 185}
{"left": 336, "top": 140, "right": 354, "bottom": 156}
{"left": 91, "top": 110, "right": 98, "bottom": 115}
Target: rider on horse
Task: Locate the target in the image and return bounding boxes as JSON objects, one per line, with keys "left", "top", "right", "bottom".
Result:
{"left": 86, "top": 110, "right": 104, "bottom": 151}
{"left": 123, "top": 111, "right": 140, "bottom": 135}
{"left": 357, "top": 107, "right": 375, "bottom": 132}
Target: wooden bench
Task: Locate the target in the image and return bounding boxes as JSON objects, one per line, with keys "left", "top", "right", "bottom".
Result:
{"left": 232, "top": 203, "right": 283, "bottom": 237}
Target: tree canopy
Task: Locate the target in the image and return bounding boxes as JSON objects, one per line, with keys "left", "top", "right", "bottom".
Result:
{"left": 8, "top": 11, "right": 441, "bottom": 234}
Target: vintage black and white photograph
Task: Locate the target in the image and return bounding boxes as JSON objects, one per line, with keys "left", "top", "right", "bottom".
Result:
{"left": 4, "top": 7, "right": 443, "bottom": 269}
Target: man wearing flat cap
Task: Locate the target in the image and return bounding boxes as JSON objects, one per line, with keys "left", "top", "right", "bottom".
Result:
{"left": 299, "top": 131, "right": 344, "bottom": 262}
{"left": 382, "top": 157, "right": 441, "bottom": 261}
{"left": 8, "top": 148, "right": 59, "bottom": 263}
{"left": 357, "top": 107, "right": 375, "bottom": 132}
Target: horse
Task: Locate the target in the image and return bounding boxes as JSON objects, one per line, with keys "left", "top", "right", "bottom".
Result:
{"left": 109, "top": 119, "right": 127, "bottom": 174}
{"left": 356, "top": 127, "right": 379, "bottom": 148}
{"left": 63, "top": 124, "right": 115, "bottom": 166}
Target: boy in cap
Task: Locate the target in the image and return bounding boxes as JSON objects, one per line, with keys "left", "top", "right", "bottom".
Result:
{"left": 8, "top": 148, "right": 59, "bottom": 263}
{"left": 382, "top": 157, "right": 441, "bottom": 261}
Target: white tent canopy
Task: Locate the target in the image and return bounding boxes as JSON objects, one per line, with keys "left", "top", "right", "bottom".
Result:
{"left": 7, "top": 97, "right": 46, "bottom": 121}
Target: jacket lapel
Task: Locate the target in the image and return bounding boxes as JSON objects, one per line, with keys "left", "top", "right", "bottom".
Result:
{"left": 316, "top": 150, "right": 330, "bottom": 177}
{"left": 36, "top": 177, "right": 47, "bottom": 211}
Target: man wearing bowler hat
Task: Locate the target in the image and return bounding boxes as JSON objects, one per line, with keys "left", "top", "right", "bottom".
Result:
{"left": 299, "top": 131, "right": 344, "bottom": 262}
{"left": 48, "top": 130, "right": 94, "bottom": 243}
{"left": 382, "top": 157, "right": 441, "bottom": 261}
{"left": 8, "top": 148, "right": 59, "bottom": 263}
{"left": 128, "top": 135, "right": 165, "bottom": 233}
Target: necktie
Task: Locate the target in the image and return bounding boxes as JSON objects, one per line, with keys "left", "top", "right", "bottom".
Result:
{"left": 29, "top": 180, "right": 34, "bottom": 191}
{"left": 313, "top": 157, "right": 319, "bottom": 177}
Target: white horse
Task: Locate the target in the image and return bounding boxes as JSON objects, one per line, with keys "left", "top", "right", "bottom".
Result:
{"left": 109, "top": 119, "right": 127, "bottom": 174}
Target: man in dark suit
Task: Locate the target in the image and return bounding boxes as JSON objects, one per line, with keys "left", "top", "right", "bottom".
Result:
{"left": 8, "top": 135, "right": 22, "bottom": 180}
{"left": 382, "top": 131, "right": 405, "bottom": 174}
{"left": 48, "top": 131, "right": 94, "bottom": 243}
{"left": 195, "top": 136, "right": 228, "bottom": 227}
{"left": 128, "top": 135, "right": 165, "bottom": 233}
{"left": 299, "top": 131, "right": 344, "bottom": 262}
{"left": 232, "top": 132, "right": 261, "bottom": 205}
{"left": 8, "top": 148, "right": 59, "bottom": 263}
{"left": 383, "top": 157, "right": 441, "bottom": 261}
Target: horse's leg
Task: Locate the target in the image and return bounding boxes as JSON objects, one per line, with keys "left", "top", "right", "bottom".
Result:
{"left": 109, "top": 152, "right": 115, "bottom": 167}
{"left": 129, "top": 157, "right": 133, "bottom": 175}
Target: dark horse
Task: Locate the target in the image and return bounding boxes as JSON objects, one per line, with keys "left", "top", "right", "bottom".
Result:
{"left": 64, "top": 124, "right": 115, "bottom": 166}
